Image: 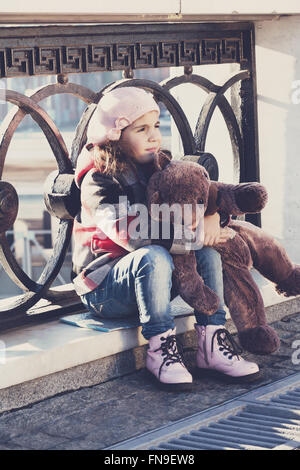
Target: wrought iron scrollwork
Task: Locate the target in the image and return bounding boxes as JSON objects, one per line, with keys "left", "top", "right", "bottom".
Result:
{"left": 0, "top": 82, "right": 97, "bottom": 315}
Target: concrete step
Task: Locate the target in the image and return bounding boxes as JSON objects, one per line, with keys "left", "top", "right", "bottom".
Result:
{"left": 0, "top": 268, "right": 300, "bottom": 413}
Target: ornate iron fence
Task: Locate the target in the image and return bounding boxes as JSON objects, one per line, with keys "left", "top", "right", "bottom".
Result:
{"left": 0, "top": 21, "right": 259, "bottom": 327}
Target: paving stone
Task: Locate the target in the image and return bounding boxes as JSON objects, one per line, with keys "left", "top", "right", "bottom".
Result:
{"left": 50, "top": 436, "right": 106, "bottom": 450}
{"left": 38, "top": 413, "right": 101, "bottom": 441}
{"left": 0, "top": 441, "right": 31, "bottom": 450}
{"left": 2, "top": 432, "right": 71, "bottom": 450}
{"left": 0, "top": 395, "right": 87, "bottom": 441}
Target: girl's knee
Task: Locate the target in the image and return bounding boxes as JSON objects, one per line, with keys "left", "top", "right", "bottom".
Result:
{"left": 134, "top": 245, "right": 174, "bottom": 275}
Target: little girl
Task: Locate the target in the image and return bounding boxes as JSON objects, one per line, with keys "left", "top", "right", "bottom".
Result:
{"left": 71, "top": 86, "right": 259, "bottom": 391}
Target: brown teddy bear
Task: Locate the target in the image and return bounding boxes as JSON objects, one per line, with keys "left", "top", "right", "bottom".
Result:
{"left": 147, "top": 153, "right": 300, "bottom": 355}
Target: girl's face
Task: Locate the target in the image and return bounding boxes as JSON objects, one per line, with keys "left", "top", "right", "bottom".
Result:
{"left": 119, "top": 110, "right": 162, "bottom": 164}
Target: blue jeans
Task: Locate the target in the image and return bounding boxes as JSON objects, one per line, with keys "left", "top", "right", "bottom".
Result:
{"left": 81, "top": 245, "right": 226, "bottom": 340}
{"left": 194, "top": 247, "right": 227, "bottom": 326}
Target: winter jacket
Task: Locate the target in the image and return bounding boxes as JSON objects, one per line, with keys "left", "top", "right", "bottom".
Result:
{"left": 71, "top": 148, "right": 230, "bottom": 296}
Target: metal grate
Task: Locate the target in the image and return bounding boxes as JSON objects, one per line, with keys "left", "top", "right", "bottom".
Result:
{"left": 107, "top": 373, "right": 300, "bottom": 450}
{"left": 269, "top": 389, "right": 300, "bottom": 409}
{"left": 151, "top": 404, "right": 300, "bottom": 450}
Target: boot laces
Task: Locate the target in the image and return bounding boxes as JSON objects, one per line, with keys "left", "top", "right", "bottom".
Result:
{"left": 154, "top": 334, "right": 185, "bottom": 378}
{"left": 211, "top": 328, "right": 243, "bottom": 360}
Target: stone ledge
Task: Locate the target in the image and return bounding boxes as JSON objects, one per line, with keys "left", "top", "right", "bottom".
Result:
{"left": 0, "top": 269, "right": 299, "bottom": 413}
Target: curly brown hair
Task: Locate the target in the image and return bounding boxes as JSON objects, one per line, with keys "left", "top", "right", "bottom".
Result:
{"left": 92, "top": 140, "right": 129, "bottom": 176}
{"left": 92, "top": 138, "right": 172, "bottom": 177}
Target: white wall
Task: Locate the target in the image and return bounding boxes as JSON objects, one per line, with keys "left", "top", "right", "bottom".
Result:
{"left": 0, "top": 0, "right": 179, "bottom": 14}
{"left": 181, "top": 1, "right": 300, "bottom": 15}
{"left": 1, "top": 0, "right": 300, "bottom": 14}
{"left": 255, "top": 16, "right": 300, "bottom": 262}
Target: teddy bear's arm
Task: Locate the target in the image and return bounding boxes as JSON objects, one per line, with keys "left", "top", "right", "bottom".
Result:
{"left": 205, "top": 181, "right": 268, "bottom": 216}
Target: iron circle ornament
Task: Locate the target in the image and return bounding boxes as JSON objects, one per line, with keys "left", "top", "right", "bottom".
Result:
{"left": 0, "top": 85, "right": 97, "bottom": 314}
{"left": 160, "top": 70, "right": 250, "bottom": 183}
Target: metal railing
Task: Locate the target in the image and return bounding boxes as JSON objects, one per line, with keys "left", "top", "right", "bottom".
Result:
{"left": 2, "top": 230, "right": 67, "bottom": 284}
{"left": 0, "top": 21, "right": 259, "bottom": 326}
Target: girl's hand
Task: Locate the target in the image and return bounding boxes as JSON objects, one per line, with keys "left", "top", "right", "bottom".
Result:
{"left": 204, "top": 213, "right": 234, "bottom": 246}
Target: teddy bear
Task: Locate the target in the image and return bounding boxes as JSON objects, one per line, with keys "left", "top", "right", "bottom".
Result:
{"left": 147, "top": 152, "right": 300, "bottom": 355}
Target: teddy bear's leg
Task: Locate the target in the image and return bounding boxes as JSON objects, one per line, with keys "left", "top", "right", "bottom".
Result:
{"left": 172, "top": 252, "right": 220, "bottom": 315}
{"left": 229, "top": 219, "right": 300, "bottom": 297}
{"left": 214, "top": 233, "right": 280, "bottom": 354}
{"left": 222, "top": 261, "right": 280, "bottom": 354}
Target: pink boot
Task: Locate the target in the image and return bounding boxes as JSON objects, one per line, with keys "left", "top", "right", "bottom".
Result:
{"left": 195, "top": 324, "right": 260, "bottom": 383}
{"left": 146, "top": 328, "right": 194, "bottom": 391}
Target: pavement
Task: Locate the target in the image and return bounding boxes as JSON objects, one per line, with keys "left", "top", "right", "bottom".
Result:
{"left": 0, "top": 311, "right": 299, "bottom": 450}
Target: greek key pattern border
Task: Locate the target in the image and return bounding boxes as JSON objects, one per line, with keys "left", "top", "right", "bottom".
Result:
{"left": 0, "top": 38, "right": 243, "bottom": 78}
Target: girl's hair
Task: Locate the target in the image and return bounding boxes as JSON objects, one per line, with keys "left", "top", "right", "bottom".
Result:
{"left": 93, "top": 140, "right": 128, "bottom": 176}
{"left": 92, "top": 134, "right": 172, "bottom": 176}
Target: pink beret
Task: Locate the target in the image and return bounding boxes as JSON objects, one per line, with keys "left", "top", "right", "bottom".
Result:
{"left": 86, "top": 87, "right": 160, "bottom": 148}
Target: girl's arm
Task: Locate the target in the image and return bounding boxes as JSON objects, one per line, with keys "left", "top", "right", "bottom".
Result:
{"left": 203, "top": 212, "right": 235, "bottom": 246}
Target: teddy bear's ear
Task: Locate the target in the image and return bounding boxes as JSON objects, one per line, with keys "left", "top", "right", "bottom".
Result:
{"left": 153, "top": 150, "right": 172, "bottom": 171}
